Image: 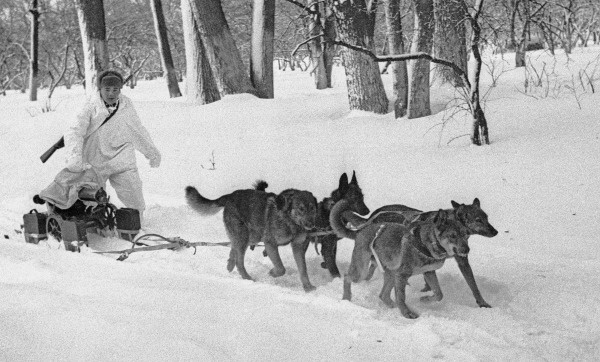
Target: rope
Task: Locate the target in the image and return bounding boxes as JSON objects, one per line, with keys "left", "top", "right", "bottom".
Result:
{"left": 94, "top": 233, "right": 232, "bottom": 260}
{"left": 369, "top": 224, "right": 387, "bottom": 273}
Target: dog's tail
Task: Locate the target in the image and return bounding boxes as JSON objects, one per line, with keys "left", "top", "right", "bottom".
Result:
{"left": 329, "top": 199, "right": 358, "bottom": 240}
{"left": 185, "top": 186, "right": 225, "bottom": 216}
{"left": 253, "top": 180, "right": 268, "bottom": 191}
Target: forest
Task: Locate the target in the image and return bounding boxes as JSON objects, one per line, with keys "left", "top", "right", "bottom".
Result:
{"left": 1, "top": 0, "right": 600, "bottom": 145}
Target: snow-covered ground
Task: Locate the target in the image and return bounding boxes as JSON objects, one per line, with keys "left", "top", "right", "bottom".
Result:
{"left": 1, "top": 47, "right": 599, "bottom": 361}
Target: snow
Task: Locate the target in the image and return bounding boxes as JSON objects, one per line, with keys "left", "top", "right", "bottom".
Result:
{"left": 1, "top": 47, "right": 600, "bottom": 361}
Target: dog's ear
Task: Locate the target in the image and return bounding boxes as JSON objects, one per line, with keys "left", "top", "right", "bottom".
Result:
{"left": 338, "top": 173, "right": 349, "bottom": 194}
{"left": 472, "top": 198, "right": 481, "bottom": 208}
{"left": 451, "top": 200, "right": 461, "bottom": 209}
{"left": 350, "top": 171, "right": 358, "bottom": 185}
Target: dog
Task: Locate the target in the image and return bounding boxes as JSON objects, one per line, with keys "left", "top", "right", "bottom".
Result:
{"left": 349, "top": 198, "right": 497, "bottom": 308}
{"left": 330, "top": 198, "right": 471, "bottom": 319}
{"left": 185, "top": 183, "right": 318, "bottom": 291}
{"left": 314, "top": 171, "right": 370, "bottom": 278}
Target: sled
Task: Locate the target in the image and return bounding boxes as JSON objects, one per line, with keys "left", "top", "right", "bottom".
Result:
{"left": 23, "top": 186, "right": 141, "bottom": 252}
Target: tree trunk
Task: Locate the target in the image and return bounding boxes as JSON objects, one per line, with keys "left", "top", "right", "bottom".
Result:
{"left": 433, "top": 0, "right": 467, "bottom": 86}
{"left": 186, "top": 0, "right": 256, "bottom": 96}
{"left": 509, "top": 0, "right": 527, "bottom": 68}
{"left": 28, "top": 0, "right": 39, "bottom": 102}
{"left": 181, "top": 0, "right": 220, "bottom": 104}
{"left": 75, "top": 0, "right": 109, "bottom": 96}
{"left": 150, "top": 0, "right": 182, "bottom": 98}
{"left": 330, "top": 0, "right": 388, "bottom": 114}
{"left": 384, "top": 0, "right": 408, "bottom": 118}
{"left": 468, "top": 0, "right": 489, "bottom": 145}
{"left": 407, "top": 0, "right": 434, "bottom": 119}
{"left": 322, "top": 7, "right": 337, "bottom": 88}
{"left": 250, "top": 0, "right": 275, "bottom": 98}
{"left": 307, "top": 0, "right": 328, "bottom": 90}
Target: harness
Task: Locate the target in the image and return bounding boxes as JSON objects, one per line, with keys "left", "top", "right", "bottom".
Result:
{"left": 368, "top": 224, "right": 439, "bottom": 274}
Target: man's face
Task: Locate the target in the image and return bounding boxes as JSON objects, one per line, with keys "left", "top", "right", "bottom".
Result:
{"left": 100, "top": 86, "right": 121, "bottom": 105}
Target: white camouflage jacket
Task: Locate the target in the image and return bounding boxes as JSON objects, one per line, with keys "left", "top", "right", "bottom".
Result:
{"left": 63, "top": 92, "right": 160, "bottom": 177}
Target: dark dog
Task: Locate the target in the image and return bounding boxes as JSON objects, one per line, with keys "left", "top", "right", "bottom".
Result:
{"left": 330, "top": 199, "right": 470, "bottom": 319}
{"left": 185, "top": 183, "right": 318, "bottom": 291}
{"left": 351, "top": 198, "right": 497, "bottom": 308}
{"left": 314, "top": 171, "right": 370, "bottom": 278}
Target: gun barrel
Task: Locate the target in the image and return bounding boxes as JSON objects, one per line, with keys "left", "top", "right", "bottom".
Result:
{"left": 40, "top": 137, "right": 65, "bottom": 163}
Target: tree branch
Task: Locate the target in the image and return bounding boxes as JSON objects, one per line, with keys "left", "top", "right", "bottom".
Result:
{"left": 327, "top": 39, "right": 472, "bottom": 90}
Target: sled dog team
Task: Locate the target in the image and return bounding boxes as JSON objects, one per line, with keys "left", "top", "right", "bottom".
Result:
{"left": 185, "top": 171, "right": 498, "bottom": 319}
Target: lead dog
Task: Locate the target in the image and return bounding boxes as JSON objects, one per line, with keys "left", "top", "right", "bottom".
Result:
{"left": 185, "top": 184, "right": 318, "bottom": 291}
{"left": 330, "top": 199, "right": 470, "bottom": 319}
{"left": 350, "top": 198, "right": 497, "bottom": 308}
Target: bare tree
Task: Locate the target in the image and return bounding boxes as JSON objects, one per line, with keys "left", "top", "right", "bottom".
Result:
{"left": 329, "top": 0, "right": 389, "bottom": 114}
{"left": 42, "top": 43, "right": 70, "bottom": 112}
{"left": 150, "top": 0, "right": 182, "bottom": 97}
{"left": 329, "top": 0, "right": 491, "bottom": 145}
{"left": 433, "top": 0, "right": 467, "bottom": 86}
{"left": 250, "top": 0, "right": 275, "bottom": 98}
{"left": 75, "top": 0, "right": 109, "bottom": 95}
{"left": 28, "top": 0, "right": 40, "bottom": 101}
{"left": 181, "top": 0, "right": 221, "bottom": 104}
{"left": 407, "top": 0, "right": 434, "bottom": 119}
{"left": 385, "top": 0, "right": 408, "bottom": 118}
{"left": 186, "top": 0, "right": 256, "bottom": 96}
{"left": 307, "top": 0, "right": 329, "bottom": 89}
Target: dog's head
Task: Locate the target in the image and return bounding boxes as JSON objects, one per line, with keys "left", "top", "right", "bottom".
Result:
{"left": 451, "top": 198, "right": 498, "bottom": 238}
{"left": 432, "top": 209, "right": 470, "bottom": 258}
{"left": 331, "top": 171, "right": 370, "bottom": 216}
{"left": 276, "top": 189, "right": 317, "bottom": 230}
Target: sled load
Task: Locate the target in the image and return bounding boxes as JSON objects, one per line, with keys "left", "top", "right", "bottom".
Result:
{"left": 23, "top": 184, "right": 141, "bottom": 252}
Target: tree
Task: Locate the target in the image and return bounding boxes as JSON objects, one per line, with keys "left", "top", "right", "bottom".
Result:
{"left": 433, "top": 0, "right": 467, "bottom": 86}
{"left": 28, "top": 0, "right": 40, "bottom": 101}
{"left": 250, "top": 0, "right": 275, "bottom": 98}
{"left": 329, "top": 0, "right": 389, "bottom": 114}
{"left": 186, "top": 0, "right": 256, "bottom": 96}
{"left": 330, "top": 0, "right": 491, "bottom": 145}
{"left": 181, "top": 0, "right": 221, "bottom": 104}
{"left": 407, "top": 0, "right": 434, "bottom": 119}
{"left": 306, "top": 0, "right": 329, "bottom": 89}
{"left": 75, "top": 0, "right": 109, "bottom": 95}
{"left": 384, "top": 0, "right": 408, "bottom": 118}
{"left": 150, "top": 0, "right": 182, "bottom": 97}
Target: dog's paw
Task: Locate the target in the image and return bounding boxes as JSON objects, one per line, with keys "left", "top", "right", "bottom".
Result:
{"left": 477, "top": 300, "right": 492, "bottom": 308}
{"left": 269, "top": 267, "right": 286, "bottom": 278}
{"left": 303, "top": 283, "right": 317, "bottom": 292}
{"left": 400, "top": 309, "right": 419, "bottom": 319}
